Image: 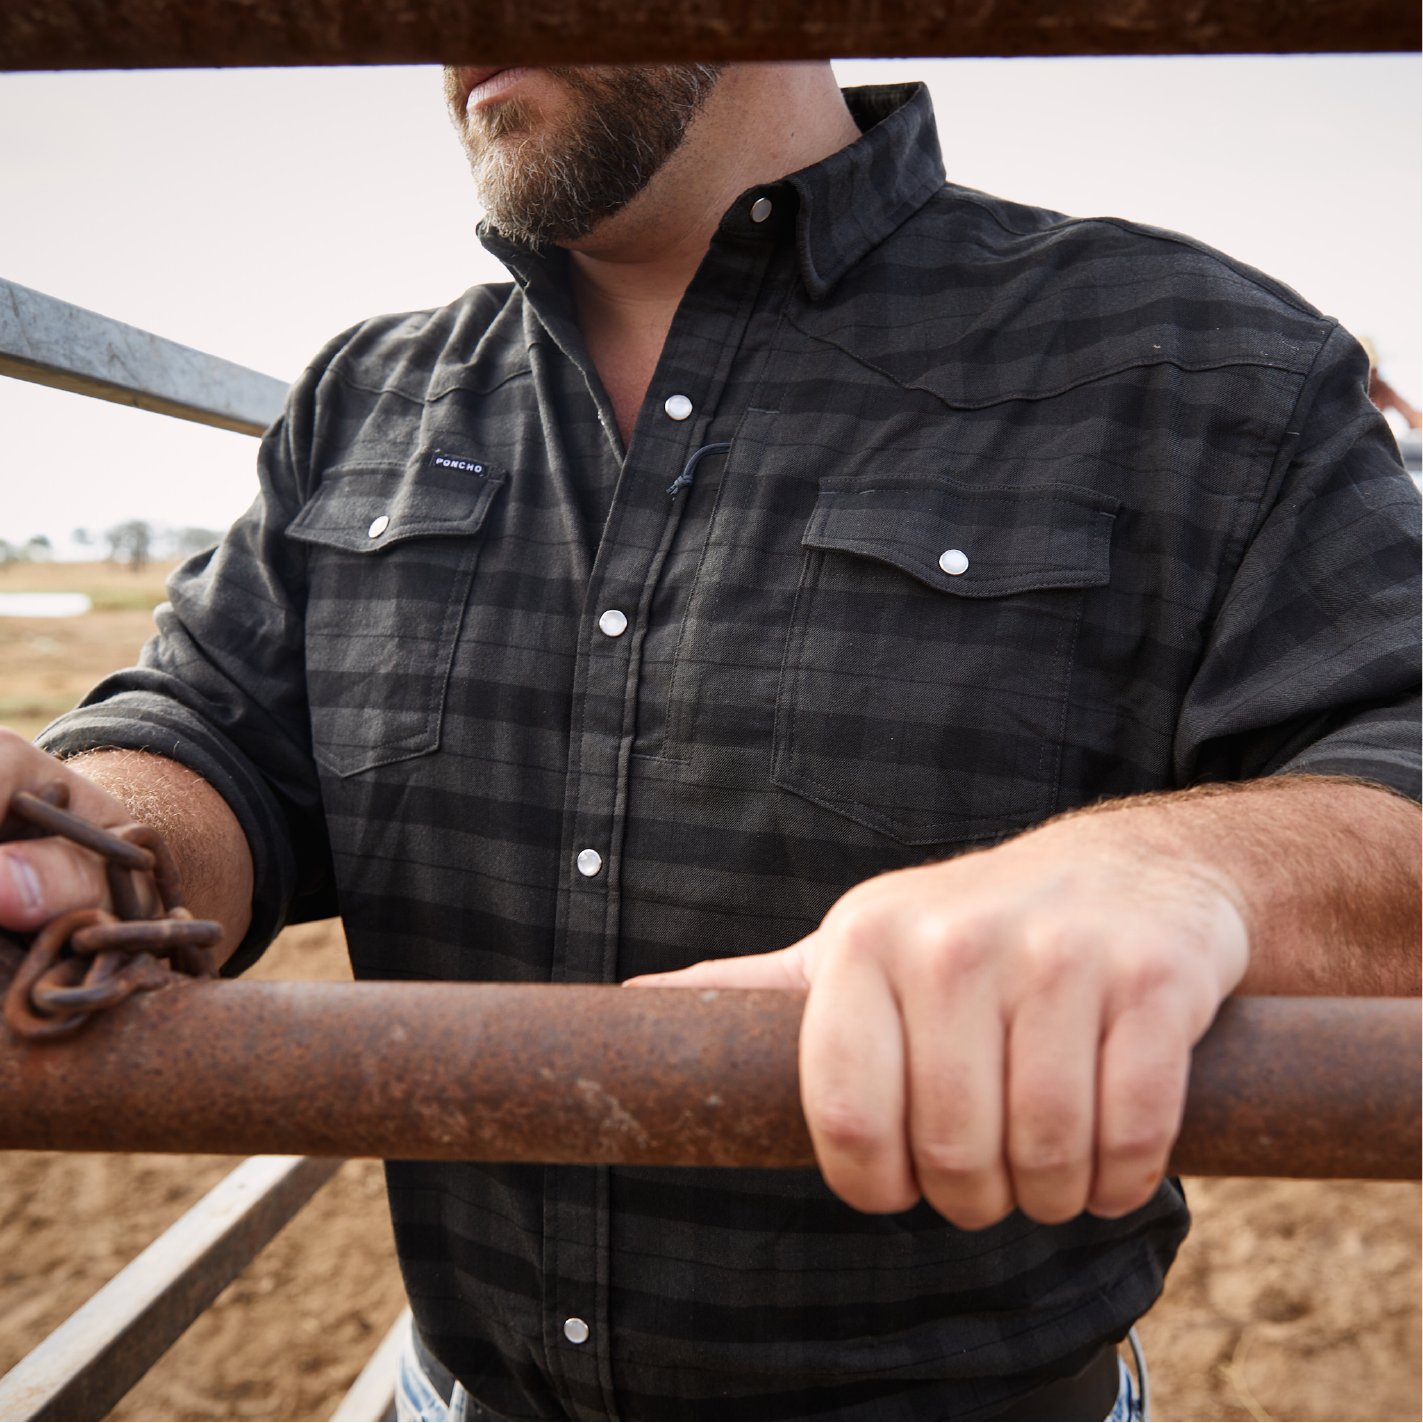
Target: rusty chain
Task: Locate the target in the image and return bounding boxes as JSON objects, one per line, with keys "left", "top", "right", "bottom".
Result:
{"left": 0, "top": 784, "right": 222, "bottom": 1040}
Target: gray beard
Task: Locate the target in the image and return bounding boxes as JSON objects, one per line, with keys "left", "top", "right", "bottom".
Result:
{"left": 453, "top": 65, "right": 724, "bottom": 247}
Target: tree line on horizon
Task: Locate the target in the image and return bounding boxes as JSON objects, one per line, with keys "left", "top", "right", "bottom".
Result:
{"left": 0, "top": 522, "right": 227, "bottom": 571}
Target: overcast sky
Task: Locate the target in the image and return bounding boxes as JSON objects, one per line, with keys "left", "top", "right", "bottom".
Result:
{"left": 1, "top": 55, "right": 1418, "bottom": 557}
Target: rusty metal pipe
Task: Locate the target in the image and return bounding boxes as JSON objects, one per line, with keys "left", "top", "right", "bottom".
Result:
{"left": 0, "top": 984, "right": 1416, "bottom": 1178}
{"left": 1, "top": 0, "right": 1418, "bottom": 72}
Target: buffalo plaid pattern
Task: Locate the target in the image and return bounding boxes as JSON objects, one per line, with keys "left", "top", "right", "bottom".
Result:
{"left": 42, "top": 84, "right": 1420, "bottom": 1421}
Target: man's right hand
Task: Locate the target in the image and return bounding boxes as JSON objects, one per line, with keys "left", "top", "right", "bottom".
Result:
{"left": 0, "top": 727, "right": 145, "bottom": 933}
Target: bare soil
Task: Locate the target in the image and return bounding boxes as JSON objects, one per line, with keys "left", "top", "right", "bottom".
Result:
{"left": 0, "top": 559, "right": 182, "bottom": 741}
{"left": 0, "top": 567, "right": 1417, "bottom": 1421}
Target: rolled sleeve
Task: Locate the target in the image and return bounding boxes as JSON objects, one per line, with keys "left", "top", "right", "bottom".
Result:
{"left": 1174, "top": 325, "right": 1422, "bottom": 802}
{"left": 36, "top": 347, "right": 342, "bottom": 973}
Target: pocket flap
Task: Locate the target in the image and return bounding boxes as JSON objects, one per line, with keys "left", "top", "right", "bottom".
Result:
{"left": 803, "top": 475, "right": 1117, "bottom": 597}
{"left": 286, "top": 460, "right": 506, "bottom": 553}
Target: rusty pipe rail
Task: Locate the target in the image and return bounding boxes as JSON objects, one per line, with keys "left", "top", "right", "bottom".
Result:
{"left": 1, "top": 0, "right": 1418, "bottom": 71}
{"left": 0, "top": 982, "right": 1416, "bottom": 1178}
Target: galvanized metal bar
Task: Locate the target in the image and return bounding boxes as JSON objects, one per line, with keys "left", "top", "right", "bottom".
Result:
{"left": 0, "top": 0, "right": 1416, "bottom": 70}
{"left": 0, "top": 983, "right": 1416, "bottom": 1178}
{"left": 329, "top": 1306, "right": 409, "bottom": 1423}
{"left": 0, "top": 1154, "right": 341, "bottom": 1423}
{"left": 0, "top": 278, "right": 288, "bottom": 437}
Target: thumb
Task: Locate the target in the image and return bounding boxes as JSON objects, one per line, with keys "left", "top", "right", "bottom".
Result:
{"left": 624, "top": 937, "right": 816, "bottom": 990}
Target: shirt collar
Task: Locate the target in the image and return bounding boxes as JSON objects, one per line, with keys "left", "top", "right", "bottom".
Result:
{"left": 755, "top": 82, "right": 946, "bottom": 300}
{"left": 481, "top": 81, "right": 945, "bottom": 303}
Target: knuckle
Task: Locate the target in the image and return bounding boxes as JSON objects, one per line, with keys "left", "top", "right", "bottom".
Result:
{"left": 913, "top": 1138, "right": 994, "bottom": 1182}
{"left": 901, "top": 915, "right": 996, "bottom": 991}
{"left": 808, "top": 1096, "right": 888, "bottom": 1161}
{"left": 1012, "top": 1135, "right": 1088, "bottom": 1179}
{"left": 928, "top": 917, "right": 995, "bottom": 978}
{"left": 1020, "top": 930, "right": 1088, "bottom": 994}
{"left": 822, "top": 900, "right": 888, "bottom": 964}
{"left": 1010, "top": 1103, "right": 1090, "bottom": 1177}
{"left": 0, "top": 725, "right": 31, "bottom": 754}
{"left": 1100, "top": 1119, "right": 1175, "bottom": 1165}
{"left": 1111, "top": 950, "right": 1178, "bottom": 1004}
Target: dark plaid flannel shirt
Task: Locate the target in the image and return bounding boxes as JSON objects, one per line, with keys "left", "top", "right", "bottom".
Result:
{"left": 42, "top": 84, "right": 1421, "bottom": 1421}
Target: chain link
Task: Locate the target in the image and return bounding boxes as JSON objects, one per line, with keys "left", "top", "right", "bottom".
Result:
{"left": 0, "top": 783, "right": 222, "bottom": 1040}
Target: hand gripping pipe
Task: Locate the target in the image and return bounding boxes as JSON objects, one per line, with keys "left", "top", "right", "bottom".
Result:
{"left": 0, "top": 979, "right": 1416, "bottom": 1178}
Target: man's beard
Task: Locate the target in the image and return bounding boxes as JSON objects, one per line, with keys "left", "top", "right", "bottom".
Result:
{"left": 449, "top": 65, "right": 724, "bottom": 247}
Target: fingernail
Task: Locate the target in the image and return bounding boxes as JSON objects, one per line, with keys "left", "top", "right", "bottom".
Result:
{"left": 5, "top": 854, "right": 42, "bottom": 913}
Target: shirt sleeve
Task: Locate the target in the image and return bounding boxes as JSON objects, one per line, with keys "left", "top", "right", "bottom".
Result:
{"left": 36, "top": 354, "right": 337, "bottom": 976}
{"left": 1174, "top": 323, "right": 1422, "bottom": 801}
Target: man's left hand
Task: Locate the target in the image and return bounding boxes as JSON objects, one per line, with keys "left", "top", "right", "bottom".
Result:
{"left": 627, "top": 808, "right": 1253, "bottom": 1229}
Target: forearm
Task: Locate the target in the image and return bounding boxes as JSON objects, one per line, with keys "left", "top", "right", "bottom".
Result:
{"left": 1051, "top": 775, "right": 1421, "bottom": 996}
{"left": 64, "top": 748, "right": 255, "bottom": 967}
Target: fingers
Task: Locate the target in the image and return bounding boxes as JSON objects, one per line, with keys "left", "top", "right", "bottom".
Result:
{"left": 1002, "top": 951, "right": 1101, "bottom": 1223}
{"left": 902, "top": 958, "right": 1015, "bottom": 1229}
{"left": 623, "top": 939, "right": 812, "bottom": 989}
{"left": 0, "top": 728, "right": 131, "bottom": 831}
{"left": 1087, "top": 999, "right": 1193, "bottom": 1218}
{"left": 0, "top": 727, "right": 132, "bottom": 930}
{"left": 0, "top": 831, "right": 113, "bottom": 931}
{"left": 800, "top": 941, "right": 919, "bottom": 1214}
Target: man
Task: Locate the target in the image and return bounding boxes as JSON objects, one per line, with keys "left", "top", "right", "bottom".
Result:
{"left": 1, "top": 61, "right": 1418, "bottom": 1421}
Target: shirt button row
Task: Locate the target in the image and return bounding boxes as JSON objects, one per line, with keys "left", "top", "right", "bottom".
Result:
{"left": 664, "top": 394, "right": 693, "bottom": 421}
{"left": 564, "top": 1316, "right": 590, "bottom": 1344}
{"left": 938, "top": 548, "right": 969, "bottom": 576}
{"left": 750, "top": 196, "right": 773, "bottom": 223}
{"left": 598, "top": 609, "right": 628, "bottom": 637}
{"left": 576, "top": 848, "right": 602, "bottom": 877}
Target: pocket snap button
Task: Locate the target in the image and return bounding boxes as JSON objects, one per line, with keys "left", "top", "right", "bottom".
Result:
{"left": 938, "top": 548, "right": 969, "bottom": 576}
{"left": 368, "top": 515, "right": 390, "bottom": 538}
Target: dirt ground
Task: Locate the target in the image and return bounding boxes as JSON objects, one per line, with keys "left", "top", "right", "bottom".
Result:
{"left": 0, "top": 565, "right": 1418, "bottom": 1421}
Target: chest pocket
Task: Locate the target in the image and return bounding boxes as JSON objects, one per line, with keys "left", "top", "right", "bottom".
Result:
{"left": 286, "top": 463, "right": 506, "bottom": 777}
{"left": 773, "top": 474, "right": 1117, "bottom": 846}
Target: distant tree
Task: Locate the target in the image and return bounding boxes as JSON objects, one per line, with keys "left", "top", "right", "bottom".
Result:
{"left": 0, "top": 540, "right": 19, "bottom": 567}
{"left": 72, "top": 527, "right": 94, "bottom": 548}
{"left": 105, "top": 520, "right": 154, "bottom": 571}
{"left": 24, "top": 534, "right": 52, "bottom": 562}
{"left": 166, "top": 526, "right": 226, "bottom": 558}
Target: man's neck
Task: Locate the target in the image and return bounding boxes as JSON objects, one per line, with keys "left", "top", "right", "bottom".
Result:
{"left": 564, "top": 64, "right": 861, "bottom": 445}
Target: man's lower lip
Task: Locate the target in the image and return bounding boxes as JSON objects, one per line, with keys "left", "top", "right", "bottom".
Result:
{"left": 466, "top": 67, "right": 532, "bottom": 112}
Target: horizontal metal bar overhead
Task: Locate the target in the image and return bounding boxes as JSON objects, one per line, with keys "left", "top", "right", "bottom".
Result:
{"left": 0, "top": 0, "right": 1417, "bottom": 70}
{"left": 0, "top": 1154, "right": 339, "bottom": 1423}
{"left": 0, "top": 279, "right": 288, "bottom": 437}
{"left": 0, "top": 984, "right": 1417, "bottom": 1179}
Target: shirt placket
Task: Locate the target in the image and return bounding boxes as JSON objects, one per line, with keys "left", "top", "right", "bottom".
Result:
{"left": 532, "top": 200, "right": 788, "bottom": 1421}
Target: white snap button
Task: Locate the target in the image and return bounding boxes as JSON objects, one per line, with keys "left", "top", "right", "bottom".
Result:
{"left": 564, "top": 1317, "right": 590, "bottom": 1344}
{"left": 576, "top": 849, "right": 603, "bottom": 877}
{"left": 938, "top": 548, "right": 969, "bottom": 576}
{"left": 367, "top": 515, "right": 390, "bottom": 538}
{"left": 663, "top": 394, "right": 693, "bottom": 421}
{"left": 598, "top": 609, "right": 628, "bottom": 638}
{"left": 750, "top": 196, "right": 773, "bottom": 223}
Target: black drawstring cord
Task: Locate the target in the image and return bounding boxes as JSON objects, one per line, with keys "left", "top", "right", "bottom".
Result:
{"left": 667, "top": 442, "right": 731, "bottom": 497}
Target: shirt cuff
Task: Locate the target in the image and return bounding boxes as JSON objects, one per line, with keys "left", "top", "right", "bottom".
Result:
{"left": 36, "top": 692, "right": 297, "bottom": 976}
{"left": 1273, "top": 696, "right": 1422, "bottom": 803}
